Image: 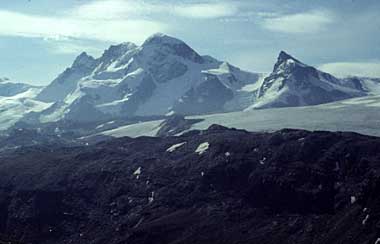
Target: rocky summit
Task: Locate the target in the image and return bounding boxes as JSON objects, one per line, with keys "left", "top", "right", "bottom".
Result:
{"left": 0, "top": 126, "right": 380, "bottom": 244}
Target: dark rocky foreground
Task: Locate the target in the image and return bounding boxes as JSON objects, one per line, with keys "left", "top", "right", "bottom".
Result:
{"left": 1, "top": 125, "right": 380, "bottom": 244}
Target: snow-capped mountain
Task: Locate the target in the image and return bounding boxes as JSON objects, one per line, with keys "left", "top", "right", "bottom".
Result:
{"left": 250, "top": 51, "right": 366, "bottom": 109}
{"left": 0, "top": 77, "right": 40, "bottom": 97}
{"left": 2, "top": 35, "right": 380, "bottom": 131}
{"left": 35, "top": 33, "right": 261, "bottom": 123}
{"left": 0, "top": 79, "right": 48, "bottom": 130}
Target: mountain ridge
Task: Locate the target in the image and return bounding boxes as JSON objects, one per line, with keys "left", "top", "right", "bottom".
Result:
{"left": 32, "top": 33, "right": 262, "bottom": 124}
{"left": 0, "top": 34, "right": 379, "bottom": 130}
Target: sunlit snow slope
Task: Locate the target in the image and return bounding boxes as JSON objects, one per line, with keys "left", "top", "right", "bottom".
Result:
{"left": 0, "top": 80, "right": 50, "bottom": 130}
{"left": 100, "top": 95, "right": 380, "bottom": 138}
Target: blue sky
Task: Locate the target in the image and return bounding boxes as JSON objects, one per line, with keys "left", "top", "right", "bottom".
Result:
{"left": 0, "top": 0, "right": 379, "bottom": 85}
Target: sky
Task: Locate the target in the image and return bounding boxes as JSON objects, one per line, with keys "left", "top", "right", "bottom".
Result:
{"left": 0, "top": 0, "right": 379, "bottom": 85}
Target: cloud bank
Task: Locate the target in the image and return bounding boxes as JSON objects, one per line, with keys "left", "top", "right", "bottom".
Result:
{"left": 261, "top": 10, "right": 334, "bottom": 34}
{"left": 0, "top": 9, "right": 167, "bottom": 44}
{"left": 319, "top": 62, "right": 380, "bottom": 78}
{"left": 0, "top": 0, "right": 239, "bottom": 45}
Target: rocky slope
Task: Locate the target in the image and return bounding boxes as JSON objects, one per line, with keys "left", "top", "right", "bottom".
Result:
{"left": 1, "top": 126, "right": 380, "bottom": 244}
{"left": 251, "top": 51, "right": 366, "bottom": 109}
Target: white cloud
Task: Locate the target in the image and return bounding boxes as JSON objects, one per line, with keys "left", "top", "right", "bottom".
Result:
{"left": 261, "top": 10, "right": 334, "bottom": 34}
{"left": 69, "top": 0, "right": 157, "bottom": 20}
{"left": 319, "top": 62, "right": 380, "bottom": 78}
{"left": 0, "top": 0, "right": 240, "bottom": 45}
{"left": 71, "top": 0, "right": 238, "bottom": 20}
{"left": 0, "top": 9, "right": 167, "bottom": 44}
{"left": 44, "top": 39, "right": 103, "bottom": 55}
{"left": 173, "top": 3, "right": 239, "bottom": 19}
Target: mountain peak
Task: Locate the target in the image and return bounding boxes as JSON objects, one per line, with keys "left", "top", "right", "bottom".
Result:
{"left": 273, "top": 51, "right": 305, "bottom": 72}
{"left": 100, "top": 42, "right": 137, "bottom": 60}
{"left": 278, "top": 50, "right": 293, "bottom": 61}
{"left": 255, "top": 50, "right": 363, "bottom": 109}
{"left": 72, "top": 52, "right": 96, "bottom": 68}
{"left": 143, "top": 33, "right": 186, "bottom": 47}
{"left": 278, "top": 51, "right": 303, "bottom": 63}
{"left": 142, "top": 33, "right": 204, "bottom": 63}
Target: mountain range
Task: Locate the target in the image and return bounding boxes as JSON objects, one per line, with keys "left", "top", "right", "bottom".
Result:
{"left": 2, "top": 34, "right": 380, "bottom": 244}
{"left": 1, "top": 33, "right": 380, "bottom": 130}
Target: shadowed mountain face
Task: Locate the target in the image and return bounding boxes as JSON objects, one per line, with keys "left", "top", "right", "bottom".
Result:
{"left": 0, "top": 126, "right": 380, "bottom": 244}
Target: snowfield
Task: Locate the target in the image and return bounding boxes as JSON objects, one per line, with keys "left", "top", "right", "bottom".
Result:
{"left": 99, "top": 95, "right": 380, "bottom": 138}
{"left": 101, "top": 120, "right": 165, "bottom": 138}
{"left": 0, "top": 88, "right": 51, "bottom": 130}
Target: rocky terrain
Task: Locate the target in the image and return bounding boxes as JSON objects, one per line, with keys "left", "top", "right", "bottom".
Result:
{"left": 0, "top": 125, "right": 380, "bottom": 244}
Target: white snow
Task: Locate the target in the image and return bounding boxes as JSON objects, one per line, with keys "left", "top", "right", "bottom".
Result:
{"left": 99, "top": 94, "right": 380, "bottom": 139}
{"left": 362, "top": 214, "right": 370, "bottom": 225}
{"left": 0, "top": 87, "right": 51, "bottom": 130}
{"left": 259, "top": 157, "right": 266, "bottom": 165}
{"left": 134, "top": 58, "right": 212, "bottom": 116}
{"left": 240, "top": 73, "right": 266, "bottom": 92}
{"left": 195, "top": 142, "right": 210, "bottom": 155}
{"left": 204, "top": 62, "right": 231, "bottom": 75}
{"left": 148, "top": 191, "right": 155, "bottom": 203}
{"left": 96, "top": 120, "right": 116, "bottom": 129}
{"left": 186, "top": 95, "right": 380, "bottom": 138}
{"left": 166, "top": 142, "right": 187, "bottom": 152}
{"left": 350, "top": 196, "right": 356, "bottom": 204}
{"left": 286, "top": 59, "right": 296, "bottom": 65}
{"left": 100, "top": 120, "right": 164, "bottom": 138}
{"left": 133, "top": 167, "right": 142, "bottom": 179}
{"left": 166, "top": 110, "right": 175, "bottom": 116}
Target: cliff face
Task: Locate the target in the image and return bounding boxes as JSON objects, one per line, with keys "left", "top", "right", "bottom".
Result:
{"left": 0, "top": 126, "right": 380, "bottom": 244}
